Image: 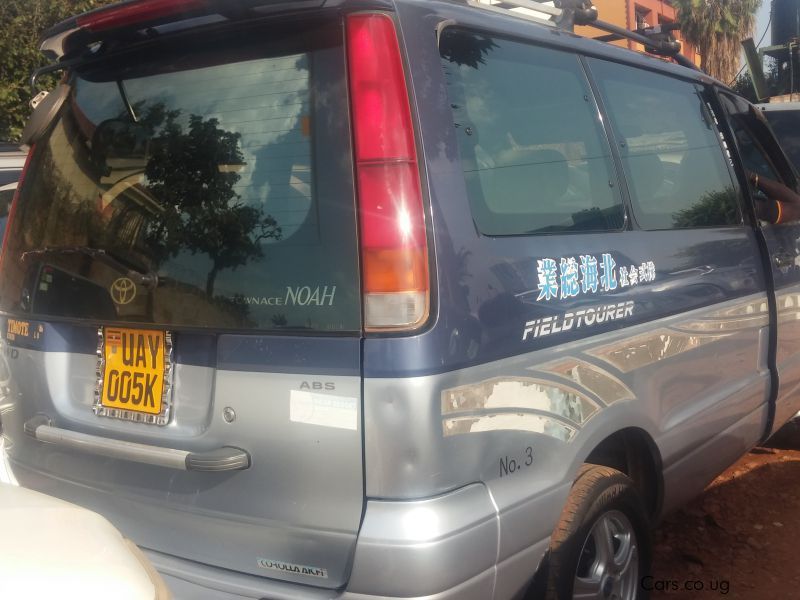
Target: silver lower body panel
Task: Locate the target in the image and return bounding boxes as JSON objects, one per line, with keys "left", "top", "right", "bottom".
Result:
{"left": 143, "top": 482, "right": 547, "bottom": 600}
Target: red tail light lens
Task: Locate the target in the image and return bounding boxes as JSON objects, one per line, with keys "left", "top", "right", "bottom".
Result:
{"left": 77, "top": 0, "right": 207, "bottom": 32}
{"left": 0, "top": 146, "right": 35, "bottom": 272}
{"left": 346, "top": 13, "right": 429, "bottom": 331}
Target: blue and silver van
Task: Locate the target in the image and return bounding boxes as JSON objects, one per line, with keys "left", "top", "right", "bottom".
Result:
{"left": 3, "top": 1, "right": 800, "bottom": 599}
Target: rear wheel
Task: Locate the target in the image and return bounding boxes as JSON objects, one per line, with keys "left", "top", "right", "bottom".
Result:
{"left": 544, "top": 464, "right": 651, "bottom": 600}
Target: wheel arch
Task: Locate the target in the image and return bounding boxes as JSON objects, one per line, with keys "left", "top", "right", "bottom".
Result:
{"left": 583, "top": 427, "right": 664, "bottom": 524}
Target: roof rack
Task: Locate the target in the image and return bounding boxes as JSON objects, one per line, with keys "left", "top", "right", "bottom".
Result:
{"left": 466, "top": 1, "right": 597, "bottom": 28}
{"left": 465, "top": 1, "right": 699, "bottom": 71}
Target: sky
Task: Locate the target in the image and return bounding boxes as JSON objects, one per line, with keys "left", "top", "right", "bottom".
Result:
{"left": 736, "top": 2, "right": 773, "bottom": 72}
{"left": 755, "top": 2, "right": 772, "bottom": 48}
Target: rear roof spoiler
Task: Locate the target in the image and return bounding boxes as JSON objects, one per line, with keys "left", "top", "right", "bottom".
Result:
{"left": 39, "top": 0, "right": 328, "bottom": 61}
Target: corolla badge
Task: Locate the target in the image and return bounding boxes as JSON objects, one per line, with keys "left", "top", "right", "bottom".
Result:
{"left": 110, "top": 277, "right": 137, "bottom": 305}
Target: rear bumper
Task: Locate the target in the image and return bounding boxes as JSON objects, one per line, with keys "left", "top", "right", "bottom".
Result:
{"left": 1, "top": 437, "right": 547, "bottom": 600}
{"left": 146, "top": 483, "right": 546, "bottom": 600}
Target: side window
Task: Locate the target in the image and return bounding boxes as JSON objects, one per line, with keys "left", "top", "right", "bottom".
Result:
{"left": 763, "top": 109, "right": 800, "bottom": 171}
{"left": 588, "top": 59, "right": 741, "bottom": 230}
{"left": 718, "top": 92, "right": 787, "bottom": 184}
{"left": 439, "top": 29, "right": 623, "bottom": 235}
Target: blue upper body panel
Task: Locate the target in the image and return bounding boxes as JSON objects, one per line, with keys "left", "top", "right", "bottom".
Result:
{"left": 362, "top": 0, "right": 766, "bottom": 378}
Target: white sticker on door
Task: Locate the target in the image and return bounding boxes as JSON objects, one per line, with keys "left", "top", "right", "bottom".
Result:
{"left": 289, "top": 390, "right": 358, "bottom": 430}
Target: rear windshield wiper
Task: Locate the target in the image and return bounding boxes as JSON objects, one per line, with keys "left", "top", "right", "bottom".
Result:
{"left": 21, "top": 246, "right": 158, "bottom": 288}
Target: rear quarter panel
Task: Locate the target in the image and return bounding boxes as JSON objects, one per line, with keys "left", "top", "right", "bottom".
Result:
{"left": 362, "top": 0, "right": 771, "bottom": 581}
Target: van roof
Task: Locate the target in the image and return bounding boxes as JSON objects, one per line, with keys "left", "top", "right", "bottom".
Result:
{"left": 39, "top": 0, "right": 724, "bottom": 91}
{"left": 39, "top": 0, "right": 332, "bottom": 60}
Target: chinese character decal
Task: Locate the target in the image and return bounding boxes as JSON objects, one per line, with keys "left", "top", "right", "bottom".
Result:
{"left": 560, "top": 257, "right": 580, "bottom": 299}
{"left": 619, "top": 266, "right": 629, "bottom": 288}
{"left": 536, "top": 258, "right": 559, "bottom": 301}
{"left": 534, "top": 253, "right": 656, "bottom": 301}
{"left": 627, "top": 264, "right": 639, "bottom": 286}
{"left": 580, "top": 255, "right": 599, "bottom": 294}
{"left": 600, "top": 253, "right": 618, "bottom": 292}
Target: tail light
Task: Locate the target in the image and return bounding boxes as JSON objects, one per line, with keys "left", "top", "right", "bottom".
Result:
{"left": 0, "top": 146, "right": 35, "bottom": 272}
{"left": 346, "top": 13, "right": 430, "bottom": 331}
{"left": 76, "top": 0, "right": 207, "bottom": 32}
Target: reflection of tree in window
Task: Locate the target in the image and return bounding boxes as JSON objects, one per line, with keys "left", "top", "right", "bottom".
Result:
{"left": 673, "top": 187, "right": 739, "bottom": 228}
{"left": 440, "top": 30, "right": 498, "bottom": 69}
{"left": 95, "top": 103, "right": 283, "bottom": 297}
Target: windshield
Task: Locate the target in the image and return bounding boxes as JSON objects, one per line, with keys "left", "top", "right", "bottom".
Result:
{"left": 763, "top": 109, "right": 800, "bottom": 173}
{"left": 0, "top": 20, "right": 360, "bottom": 332}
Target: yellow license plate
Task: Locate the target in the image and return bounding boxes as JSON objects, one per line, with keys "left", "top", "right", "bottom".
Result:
{"left": 101, "top": 328, "right": 165, "bottom": 415}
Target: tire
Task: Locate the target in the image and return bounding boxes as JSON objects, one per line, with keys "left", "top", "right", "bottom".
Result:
{"left": 542, "top": 464, "right": 652, "bottom": 600}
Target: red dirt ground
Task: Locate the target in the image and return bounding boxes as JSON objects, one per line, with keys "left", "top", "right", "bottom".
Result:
{"left": 650, "top": 421, "right": 800, "bottom": 600}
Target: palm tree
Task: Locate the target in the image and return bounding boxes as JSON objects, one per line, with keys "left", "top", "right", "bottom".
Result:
{"left": 673, "top": 0, "right": 762, "bottom": 83}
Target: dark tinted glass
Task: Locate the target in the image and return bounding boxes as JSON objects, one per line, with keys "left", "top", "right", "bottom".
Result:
{"left": 727, "top": 119, "right": 780, "bottom": 182}
{"left": 0, "top": 187, "right": 13, "bottom": 246}
{"left": 440, "top": 29, "right": 623, "bottom": 235}
{"left": 0, "top": 21, "right": 360, "bottom": 332}
{"left": 0, "top": 188, "right": 14, "bottom": 208}
{"left": 589, "top": 59, "right": 740, "bottom": 230}
{"left": 0, "top": 170, "right": 21, "bottom": 186}
{"left": 763, "top": 110, "right": 800, "bottom": 171}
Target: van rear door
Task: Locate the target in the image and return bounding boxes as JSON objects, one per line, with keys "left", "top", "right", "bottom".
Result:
{"left": 717, "top": 91, "right": 800, "bottom": 432}
{"left": 0, "top": 15, "right": 364, "bottom": 589}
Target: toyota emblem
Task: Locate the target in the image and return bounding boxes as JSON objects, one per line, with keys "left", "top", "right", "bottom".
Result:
{"left": 110, "top": 277, "right": 137, "bottom": 305}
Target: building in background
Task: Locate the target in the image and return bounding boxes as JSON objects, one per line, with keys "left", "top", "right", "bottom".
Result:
{"left": 577, "top": 0, "right": 699, "bottom": 65}
{"left": 475, "top": 1, "right": 700, "bottom": 65}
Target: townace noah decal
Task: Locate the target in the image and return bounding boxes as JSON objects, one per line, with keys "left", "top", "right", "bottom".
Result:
{"left": 3, "top": 1, "right": 800, "bottom": 600}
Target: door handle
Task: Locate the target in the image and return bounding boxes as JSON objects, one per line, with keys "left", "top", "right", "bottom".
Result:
{"left": 23, "top": 416, "right": 250, "bottom": 472}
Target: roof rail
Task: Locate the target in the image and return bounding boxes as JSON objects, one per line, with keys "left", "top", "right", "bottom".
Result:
{"left": 463, "top": 0, "right": 699, "bottom": 71}
{"left": 590, "top": 19, "right": 699, "bottom": 71}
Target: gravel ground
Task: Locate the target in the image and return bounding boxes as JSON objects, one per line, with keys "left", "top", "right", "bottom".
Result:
{"left": 649, "top": 421, "right": 800, "bottom": 599}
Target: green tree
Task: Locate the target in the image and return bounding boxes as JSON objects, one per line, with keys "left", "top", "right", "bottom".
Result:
{"left": 673, "top": 187, "right": 740, "bottom": 228}
{"left": 0, "top": 0, "right": 116, "bottom": 141}
{"left": 731, "top": 71, "right": 760, "bottom": 103}
{"left": 137, "top": 106, "right": 282, "bottom": 296}
{"left": 731, "top": 54, "right": 800, "bottom": 101}
{"left": 673, "top": 0, "right": 761, "bottom": 83}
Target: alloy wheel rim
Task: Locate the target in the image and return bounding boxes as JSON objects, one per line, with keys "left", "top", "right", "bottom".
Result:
{"left": 572, "top": 509, "right": 639, "bottom": 600}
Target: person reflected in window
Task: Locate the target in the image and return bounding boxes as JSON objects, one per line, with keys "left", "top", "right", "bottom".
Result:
{"left": 749, "top": 171, "right": 800, "bottom": 224}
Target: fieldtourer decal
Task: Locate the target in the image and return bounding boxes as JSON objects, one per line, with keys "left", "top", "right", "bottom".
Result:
{"left": 522, "top": 300, "right": 635, "bottom": 341}
{"left": 536, "top": 253, "right": 656, "bottom": 301}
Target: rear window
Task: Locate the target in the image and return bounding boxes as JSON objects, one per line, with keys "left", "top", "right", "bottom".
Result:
{"left": 763, "top": 109, "right": 800, "bottom": 171}
{"left": 0, "top": 20, "right": 360, "bottom": 332}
